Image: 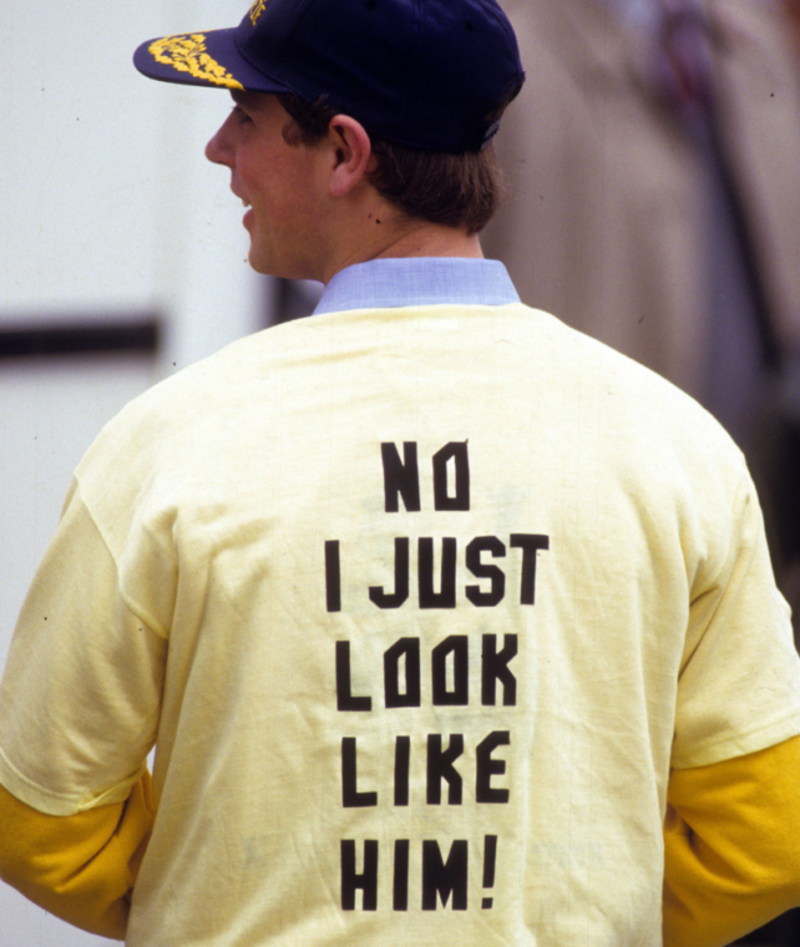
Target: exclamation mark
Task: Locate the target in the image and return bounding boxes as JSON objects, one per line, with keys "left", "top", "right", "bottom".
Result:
{"left": 325, "top": 540, "right": 341, "bottom": 612}
{"left": 482, "top": 835, "right": 498, "bottom": 908}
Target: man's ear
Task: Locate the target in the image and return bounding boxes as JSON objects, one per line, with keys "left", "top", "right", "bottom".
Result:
{"left": 326, "top": 115, "right": 373, "bottom": 197}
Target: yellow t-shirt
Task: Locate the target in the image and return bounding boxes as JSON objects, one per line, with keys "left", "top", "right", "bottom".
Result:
{"left": 1, "top": 301, "right": 798, "bottom": 945}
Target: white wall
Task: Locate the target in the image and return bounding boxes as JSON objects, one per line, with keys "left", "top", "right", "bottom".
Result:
{"left": 1, "top": 3, "right": 267, "bottom": 942}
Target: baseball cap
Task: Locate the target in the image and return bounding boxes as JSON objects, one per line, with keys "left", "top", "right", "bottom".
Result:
{"left": 133, "top": 0, "right": 524, "bottom": 153}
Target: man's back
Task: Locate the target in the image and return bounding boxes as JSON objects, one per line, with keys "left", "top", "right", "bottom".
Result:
{"left": 8, "top": 273, "right": 792, "bottom": 944}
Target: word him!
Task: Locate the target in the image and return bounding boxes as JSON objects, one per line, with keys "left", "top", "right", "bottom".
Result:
{"left": 342, "top": 835, "right": 499, "bottom": 911}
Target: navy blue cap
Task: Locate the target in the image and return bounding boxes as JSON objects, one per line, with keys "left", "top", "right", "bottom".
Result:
{"left": 133, "top": 0, "right": 524, "bottom": 153}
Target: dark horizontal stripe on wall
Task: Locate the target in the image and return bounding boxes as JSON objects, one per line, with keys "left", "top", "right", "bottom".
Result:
{"left": 0, "top": 317, "right": 161, "bottom": 359}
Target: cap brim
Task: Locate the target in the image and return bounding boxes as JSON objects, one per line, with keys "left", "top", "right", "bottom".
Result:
{"left": 133, "top": 27, "right": 288, "bottom": 94}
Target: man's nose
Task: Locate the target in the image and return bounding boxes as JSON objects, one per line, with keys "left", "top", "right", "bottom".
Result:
{"left": 205, "top": 119, "right": 234, "bottom": 165}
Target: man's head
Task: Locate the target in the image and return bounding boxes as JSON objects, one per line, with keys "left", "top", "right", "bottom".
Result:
{"left": 134, "top": 0, "right": 524, "bottom": 279}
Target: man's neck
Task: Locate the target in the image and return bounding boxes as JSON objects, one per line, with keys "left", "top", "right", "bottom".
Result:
{"left": 320, "top": 213, "right": 483, "bottom": 284}
{"left": 372, "top": 224, "right": 483, "bottom": 263}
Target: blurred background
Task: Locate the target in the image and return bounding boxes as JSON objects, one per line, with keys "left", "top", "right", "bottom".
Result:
{"left": 483, "top": 0, "right": 800, "bottom": 659}
{"left": 1, "top": 0, "right": 799, "bottom": 944}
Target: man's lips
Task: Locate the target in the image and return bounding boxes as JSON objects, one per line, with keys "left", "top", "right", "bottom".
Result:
{"left": 230, "top": 183, "right": 251, "bottom": 208}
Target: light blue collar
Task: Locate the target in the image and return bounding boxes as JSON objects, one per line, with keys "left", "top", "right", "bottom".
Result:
{"left": 313, "top": 257, "right": 520, "bottom": 314}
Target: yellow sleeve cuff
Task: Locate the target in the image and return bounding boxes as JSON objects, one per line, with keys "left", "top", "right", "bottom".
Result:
{"left": 664, "top": 734, "right": 800, "bottom": 947}
{"left": 0, "top": 770, "right": 154, "bottom": 940}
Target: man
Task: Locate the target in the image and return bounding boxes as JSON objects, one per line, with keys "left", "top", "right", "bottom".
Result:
{"left": 1, "top": 1, "right": 799, "bottom": 945}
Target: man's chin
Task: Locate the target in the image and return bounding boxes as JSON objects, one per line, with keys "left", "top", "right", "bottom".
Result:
{"left": 246, "top": 244, "right": 282, "bottom": 277}
{"left": 246, "top": 251, "right": 272, "bottom": 276}
{"left": 248, "top": 248, "right": 320, "bottom": 282}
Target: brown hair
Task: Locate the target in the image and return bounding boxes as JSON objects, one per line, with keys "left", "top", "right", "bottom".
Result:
{"left": 278, "top": 93, "right": 505, "bottom": 235}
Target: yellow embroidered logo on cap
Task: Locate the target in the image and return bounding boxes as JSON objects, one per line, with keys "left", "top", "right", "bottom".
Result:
{"left": 249, "top": 0, "right": 267, "bottom": 26}
{"left": 149, "top": 35, "right": 244, "bottom": 89}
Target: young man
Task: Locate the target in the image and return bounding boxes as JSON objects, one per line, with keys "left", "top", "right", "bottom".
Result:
{"left": 1, "top": 1, "right": 799, "bottom": 945}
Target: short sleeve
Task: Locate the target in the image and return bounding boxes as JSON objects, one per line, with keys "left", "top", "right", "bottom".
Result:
{"left": 672, "top": 469, "right": 800, "bottom": 768}
{"left": 0, "top": 480, "right": 167, "bottom": 816}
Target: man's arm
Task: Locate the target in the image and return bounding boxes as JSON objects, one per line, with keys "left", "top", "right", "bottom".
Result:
{"left": 664, "top": 733, "right": 800, "bottom": 947}
{"left": 0, "top": 770, "right": 154, "bottom": 940}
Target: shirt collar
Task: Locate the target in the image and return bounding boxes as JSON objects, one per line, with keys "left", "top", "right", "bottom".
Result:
{"left": 313, "top": 257, "right": 520, "bottom": 315}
